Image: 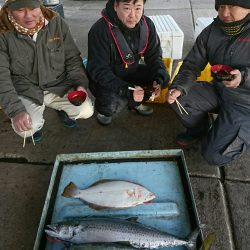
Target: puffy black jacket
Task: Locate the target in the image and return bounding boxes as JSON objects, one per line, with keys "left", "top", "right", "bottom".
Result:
{"left": 172, "top": 18, "right": 250, "bottom": 106}
{"left": 86, "top": 8, "right": 169, "bottom": 98}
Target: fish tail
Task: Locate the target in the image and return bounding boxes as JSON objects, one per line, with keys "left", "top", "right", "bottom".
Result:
{"left": 186, "top": 228, "right": 200, "bottom": 250}
{"left": 62, "top": 182, "right": 79, "bottom": 198}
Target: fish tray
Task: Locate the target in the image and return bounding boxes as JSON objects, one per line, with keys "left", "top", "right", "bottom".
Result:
{"left": 34, "top": 150, "right": 202, "bottom": 250}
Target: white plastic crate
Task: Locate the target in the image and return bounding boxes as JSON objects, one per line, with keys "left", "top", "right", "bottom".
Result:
{"left": 149, "top": 15, "right": 184, "bottom": 59}
{"left": 194, "top": 17, "right": 214, "bottom": 39}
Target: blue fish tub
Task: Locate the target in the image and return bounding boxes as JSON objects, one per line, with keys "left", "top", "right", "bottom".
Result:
{"left": 34, "top": 150, "right": 202, "bottom": 250}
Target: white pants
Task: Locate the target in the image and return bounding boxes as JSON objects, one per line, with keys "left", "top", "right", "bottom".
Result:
{"left": 11, "top": 91, "right": 94, "bottom": 138}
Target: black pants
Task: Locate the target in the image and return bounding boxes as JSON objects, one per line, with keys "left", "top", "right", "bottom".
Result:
{"left": 171, "top": 82, "right": 250, "bottom": 166}
{"left": 93, "top": 65, "right": 154, "bottom": 117}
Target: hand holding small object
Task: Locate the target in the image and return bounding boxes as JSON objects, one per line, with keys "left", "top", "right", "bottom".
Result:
{"left": 223, "top": 69, "right": 241, "bottom": 88}
{"left": 128, "top": 86, "right": 144, "bottom": 102}
{"left": 166, "top": 89, "right": 181, "bottom": 104}
{"left": 167, "top": 89, "right": 188, "bottom": 115}
{"left": 153, "top": 81, "right": 161, "bottom": 98}
{"left": 13, "top": 111, "right": 32, "bottom": 132}
{"left": 23, "top": 130, "right": 35, "bottom": 148}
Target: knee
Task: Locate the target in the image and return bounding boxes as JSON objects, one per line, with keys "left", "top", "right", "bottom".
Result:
{"left": 202, "top": 145, "right": 231, "bottom": 166}
{"left": 83, "top": 106, "right": 94, "bottom": 119}
{"left": 77, "top": 100, "right": 94, "bottom": 119}
{"left": 202, "top": 149, "right": 221, "bottom": 166}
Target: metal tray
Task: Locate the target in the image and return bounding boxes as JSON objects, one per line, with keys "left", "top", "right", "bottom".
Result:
{"left": 34, "top": 150, "right": 202, "bottom": 250}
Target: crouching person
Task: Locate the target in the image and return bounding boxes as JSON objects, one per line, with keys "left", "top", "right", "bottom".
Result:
{"left": 86, "top": 0, "right": 170, "bottom": 126}
{"left": 0, "top": 0, "right": 94, "bottom": 143}
{"left": 166, "top": 0, "right": 250, "bottom": 166}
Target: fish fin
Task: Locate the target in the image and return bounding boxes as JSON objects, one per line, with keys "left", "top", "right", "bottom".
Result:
{"left": 125, "top": 217, "right": 138, "bottom": 222}
{"left": 89, "top": 179, "right": 113, "bottom": 187}
{"left": 118, "top": 241, "right": 132, "bottom": 246}
{"left": 88, "top": 202, "right": 111, "bottom": 210}
{"left": 62, "top": 182, "right": 79, "bottom": 198}
{"left": 186, "top": 228, "right": 200, "bottom": 250}
{"left": 198, "top": 232, "right": 215, "bottom": 250}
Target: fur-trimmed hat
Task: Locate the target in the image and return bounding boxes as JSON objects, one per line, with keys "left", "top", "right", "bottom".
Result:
{"left": 215, "top": 0, "right": 250, "bottom": 10}
{"left": 3, "top": 0, "right": 42, "bottom": 10}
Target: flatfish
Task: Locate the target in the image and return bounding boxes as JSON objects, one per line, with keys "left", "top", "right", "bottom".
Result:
{"left": 62, "top": 180, "right": 155, "bottom": 210}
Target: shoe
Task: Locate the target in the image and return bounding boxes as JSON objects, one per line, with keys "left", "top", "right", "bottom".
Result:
{"left": 33, "top": 129, "right": 43, "bottom": 142}
{"left": 97, "top": 113, "right": 112, "bottom": 125}
{"left": 176, "top": 131, "right": 202, "bottom": 147}
{"left": 132, "top": 104, "right": 153, "bottom": 116}
{"left": 28, "top": 129, "right": 42, "bottom": 143}
{"left": 57, "top": 110, "right": 77, "bottom": 128}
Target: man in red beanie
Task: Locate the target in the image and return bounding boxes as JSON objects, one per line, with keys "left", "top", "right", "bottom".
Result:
{"left": 166, "top": 0, "right": 250, "bottom": 166}
{"left": 0, "top": 0, "right": 94, "bottom": 143}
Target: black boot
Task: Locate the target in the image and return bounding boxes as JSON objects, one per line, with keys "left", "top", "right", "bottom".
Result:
{"left": 57, "top": 110, "right": 76, "bottom": 128}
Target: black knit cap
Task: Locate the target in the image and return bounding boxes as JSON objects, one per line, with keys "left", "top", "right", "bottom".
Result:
{"left": 215, "top": 0, "right": 250, "bottom": 10}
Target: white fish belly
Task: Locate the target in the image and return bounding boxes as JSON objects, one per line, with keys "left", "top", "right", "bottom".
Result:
{"left": 78, "top": 181, "right": 147, "bottom": 208}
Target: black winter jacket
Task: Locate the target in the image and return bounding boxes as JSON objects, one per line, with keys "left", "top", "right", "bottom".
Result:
{"left": 86, "top": 7, "right": 169, "bottom": 98}
{"left": 172, "top": 17, "right": 250, "bottom": 106}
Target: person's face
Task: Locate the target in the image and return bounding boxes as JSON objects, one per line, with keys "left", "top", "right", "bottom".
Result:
{"left": 218, "top": 5, "right": 250, "bottom": 23}
{"left": 114, "top": 0, "right": 144, "bottom": 28}
{"left": 7, "top": 7, "right": 41, "bottom": 29}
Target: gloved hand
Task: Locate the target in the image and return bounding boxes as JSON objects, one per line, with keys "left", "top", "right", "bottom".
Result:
{"left": 12, "top": 111, "right": 32, "bottom": 132}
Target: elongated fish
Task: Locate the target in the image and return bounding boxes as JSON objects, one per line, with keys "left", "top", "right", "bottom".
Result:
{"left": 62, "top": 180, "right": 155, "bottom": 210}
{"left": 45, "top": 218, "right": 199, "bottom": 249}
{"left": 70, "top": 243, "right": 135, "bottom": 250}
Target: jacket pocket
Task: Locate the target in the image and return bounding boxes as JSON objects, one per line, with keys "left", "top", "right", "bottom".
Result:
{"left": 47, "top": 41, "right": 65, "bottom": 71}
{"left": 222, "top": 126, "right": 250, "bottom": 159}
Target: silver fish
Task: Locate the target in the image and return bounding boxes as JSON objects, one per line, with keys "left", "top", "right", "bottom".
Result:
{"left": 62, "top": 180, "right": 155, "bottom": 210}
{"left": 45, "top": 218, "right": 199, "bottom": 249}
{"left": 70, "top": 243, "right": 135, "bottom": 250}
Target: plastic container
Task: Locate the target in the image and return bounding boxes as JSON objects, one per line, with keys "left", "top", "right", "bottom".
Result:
{"left": 34, "top": 150, "right": 202, "bottom": 250}
{"left": 211, "top": 64, "right": 234, "bottom": 80}
{"left": 43, "top": 0, "right": 60, "bottom": 5}
{"left": 197, "top": 63, "right": 213, "bottom": 82}
{"left": 171, "top": 62, "right": 213, "bottom": 83}
{"left": 67, "top": 90, "right": 87, "bottom": 106}
{"left": 194, "top": 17, "right": 214, "bottom": 39}
{"left": 147, "top": 58, "right": 173, "bottom": 104}
{"left": 149, "top": 15, "right": 184, "bottom": 59}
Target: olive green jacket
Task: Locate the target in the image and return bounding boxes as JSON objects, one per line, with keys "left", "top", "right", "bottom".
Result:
{"left": 0, "top": 6, "right": 88, "bottom": 118}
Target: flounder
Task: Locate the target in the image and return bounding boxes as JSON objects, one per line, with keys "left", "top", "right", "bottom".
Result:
{"left": 62, "top": 180, "right": 155, "bottom": 210}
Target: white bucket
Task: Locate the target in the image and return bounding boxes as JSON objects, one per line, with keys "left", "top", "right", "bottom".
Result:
{"left": 43, "top": 0, "right": 60, "bottom": 6}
